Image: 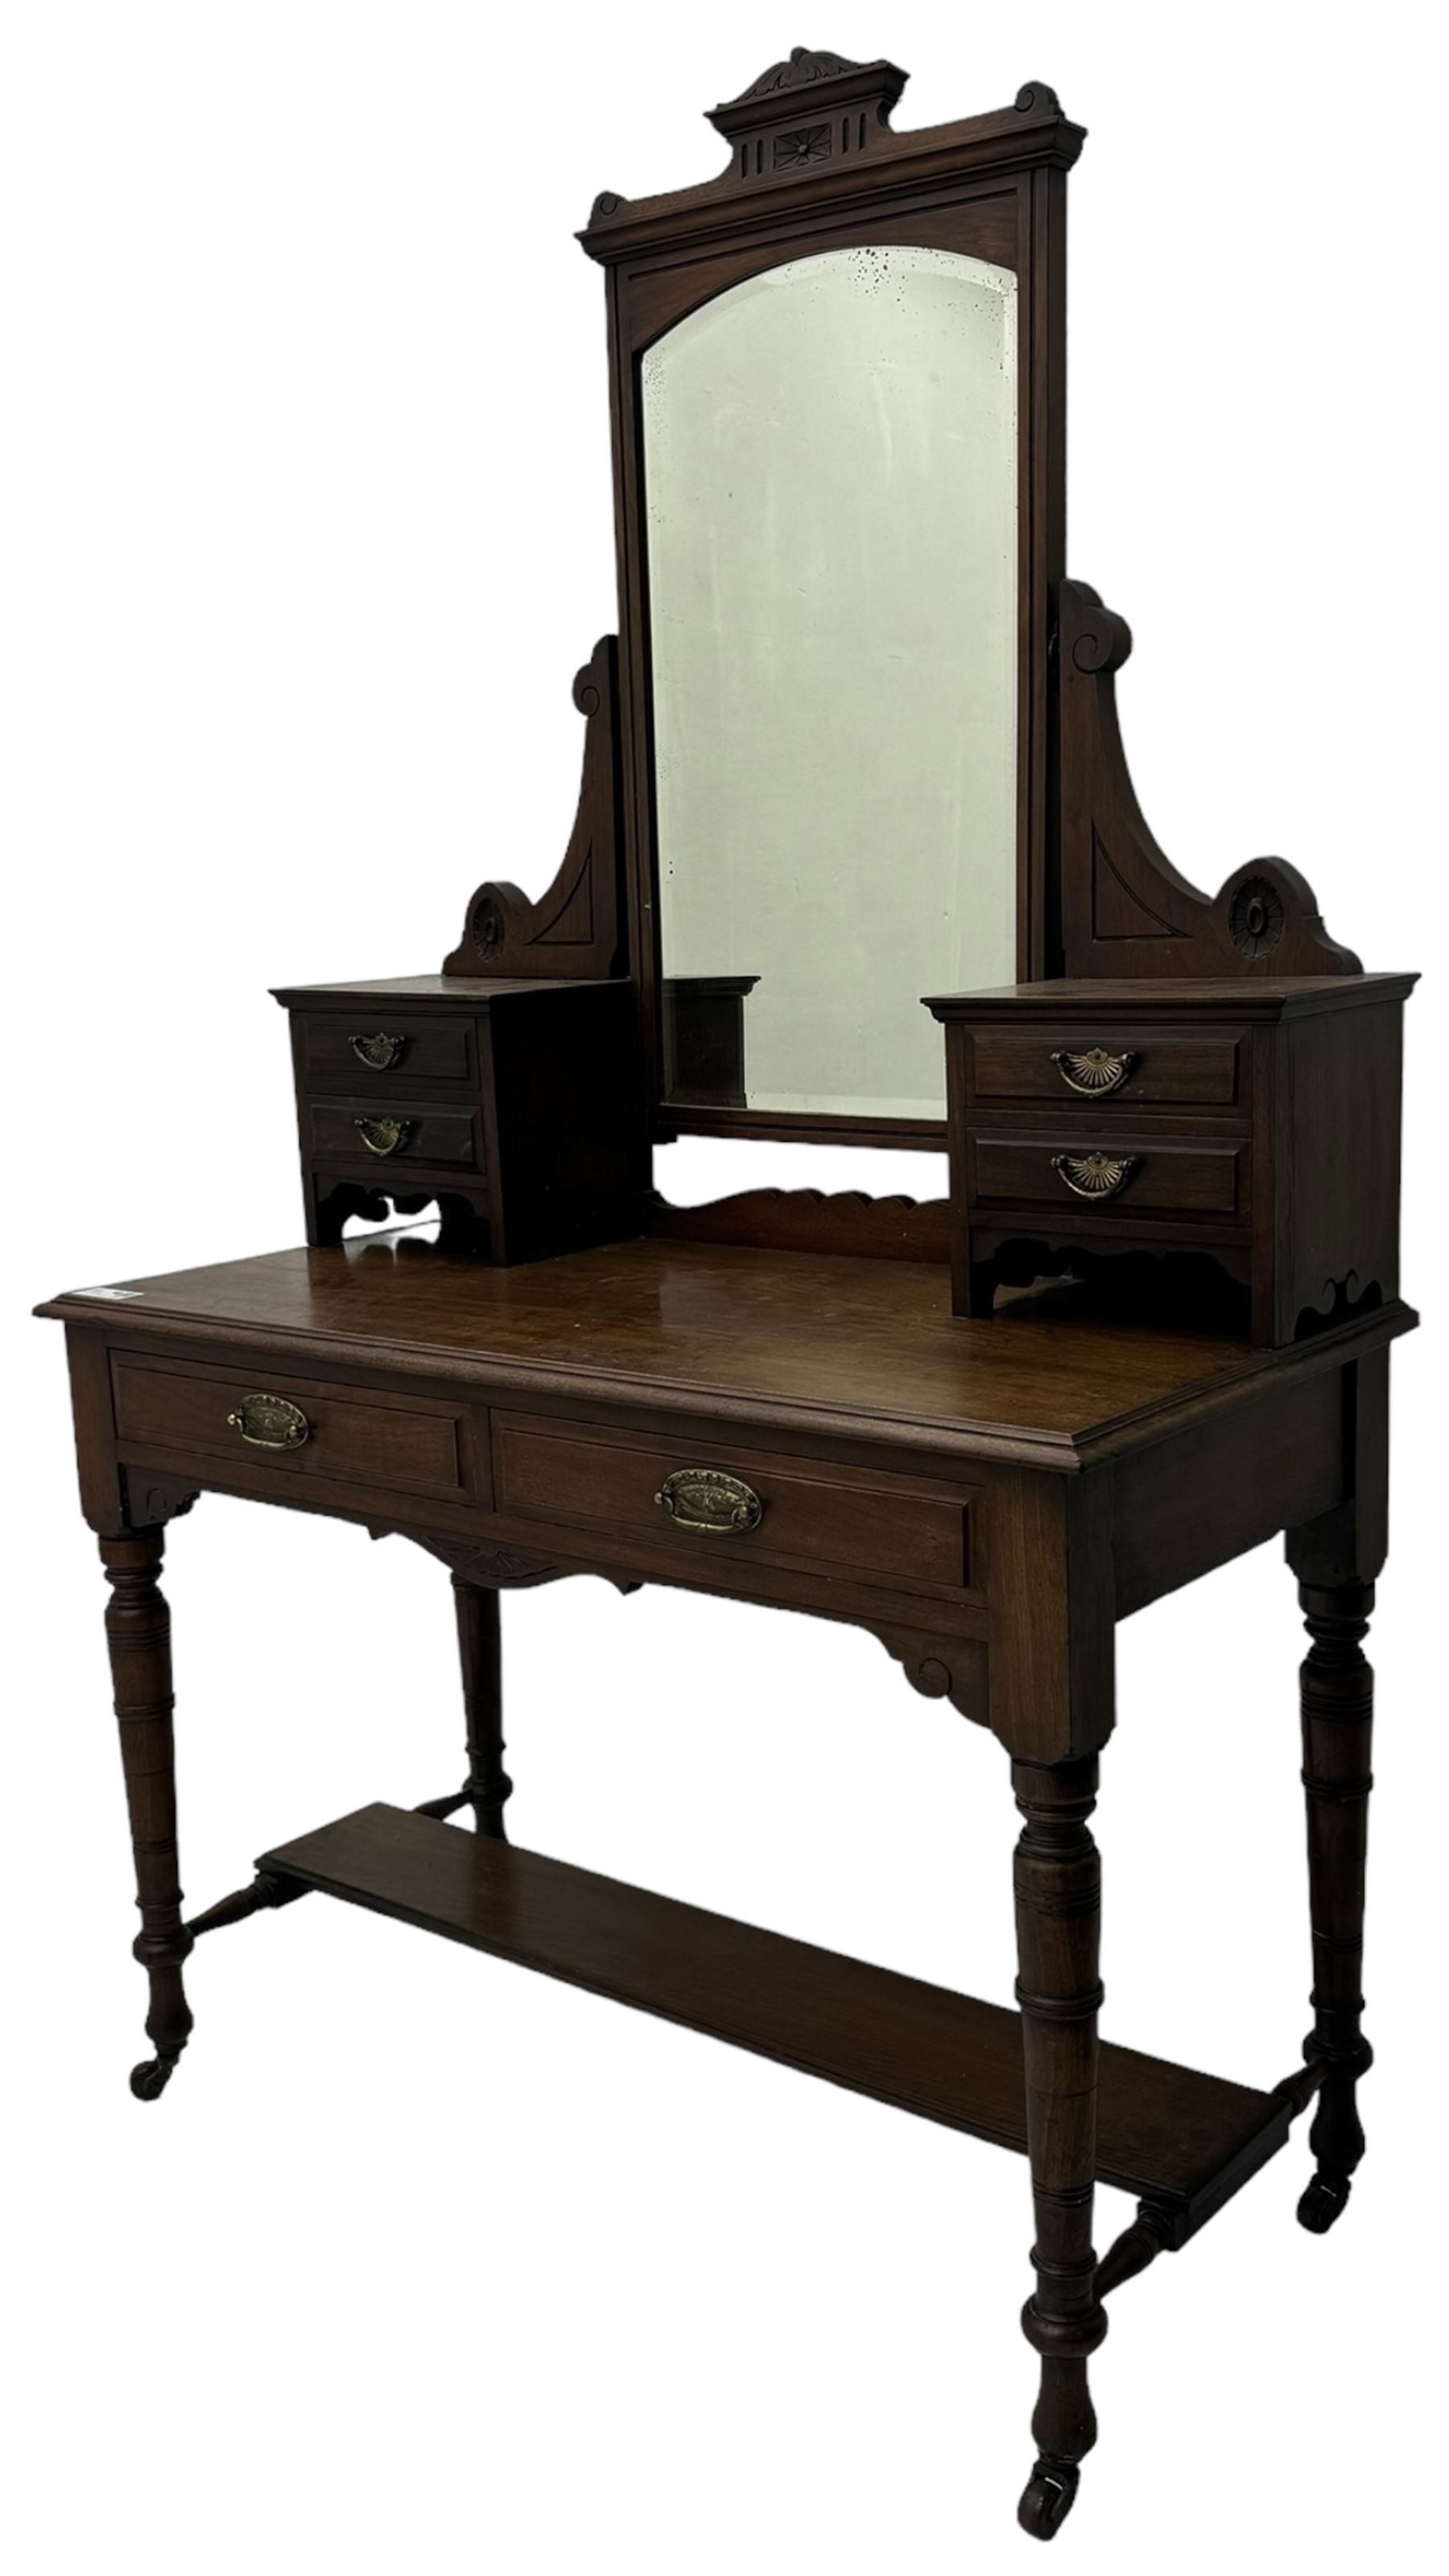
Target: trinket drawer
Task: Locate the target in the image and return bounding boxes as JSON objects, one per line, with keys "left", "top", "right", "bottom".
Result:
{"left": 276, "top": 974, "right": 642, "bottom": 1262}
{"left": 928, "top": 978, "right": 1413, "bottom": 1342}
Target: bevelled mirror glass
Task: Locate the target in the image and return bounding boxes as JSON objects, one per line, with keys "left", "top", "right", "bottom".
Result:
{"left": 643, "top": 243, "right": 1018, "bottom": 1126}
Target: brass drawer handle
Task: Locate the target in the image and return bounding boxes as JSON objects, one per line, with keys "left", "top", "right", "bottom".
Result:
{"left": 655, "top": 1467, "right": 762, "bottom": 1536}
{"left": 354, "top": 1116, "right": 412, "bottom": 1157}
{"left": 226, "top": 1392, "right": 310, "bottom": 1450}
{"left": 1050, "top": 1047, "right": 1137, "bottom": 1097}
{"left": 349, "top": 1032, "right": 407, "bottom": 1071}
{"left": 1051, "top": 1152, "right": 1138, "bottom": 1201}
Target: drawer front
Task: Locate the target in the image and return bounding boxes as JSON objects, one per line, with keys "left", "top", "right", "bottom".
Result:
{"left": 299, "top": 1013, "right": 477, "bottom": 1087}
{"left": 970, "top": 1029, "right": 1245, "bottom": 1110}
{"left": 972, "top": 1131, "right": 1247, "bottom": 1220}
{"left": 306, "top": 1098, "right": 485, "bottom": 1172}
{"left": 113, "top": 1356, "right": 469, "bottom": 1497}
{"left": 493, "top": 1415, "right": 974, "bottom": 1592}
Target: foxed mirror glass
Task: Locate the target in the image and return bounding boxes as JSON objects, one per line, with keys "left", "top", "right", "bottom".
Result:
{"left": 643, "top": 243, "right": 1018, "bottom": 1125}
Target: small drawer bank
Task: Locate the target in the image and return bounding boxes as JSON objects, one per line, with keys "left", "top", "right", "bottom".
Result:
{"left": 275, "top": 974, "right": 644, "bottom": 1263}
{"left": 927, "top": 977, "right": 1415, "bottom": 1346}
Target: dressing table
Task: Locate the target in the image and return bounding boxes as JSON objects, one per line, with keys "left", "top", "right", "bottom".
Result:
{"left": 40, "top": 52, "right": 1416, "bottom": 2544}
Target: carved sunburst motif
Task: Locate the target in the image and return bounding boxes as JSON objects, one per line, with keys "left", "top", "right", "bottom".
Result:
{"left": 773, "top": 122, "right": 832, "bottom": 168}
{"left": 1228, "top": 875, "right": 1286, "bottom": 959}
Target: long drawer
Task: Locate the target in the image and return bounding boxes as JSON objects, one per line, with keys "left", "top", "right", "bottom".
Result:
{"left": 493, "top": 1412, "right": 976, "bottom": 1592}
{"left": 112, "top": 1355, "right": 472, "bottom": 1499}
{"left": 969, "top": 1129, "right": 1248, "bottom": 1222}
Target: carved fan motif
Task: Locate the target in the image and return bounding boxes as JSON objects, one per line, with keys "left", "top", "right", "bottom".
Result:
{"left": 1051, "top": 1048, "right": 1136, "bottom": 1097}
{"left": 774, "top": 123, "right": 832, "bottom": 168}
{"left": 1051, "top": 1152, "right": 1137, "bottom": 1201}
{"left": 1228, "top": 876, "right": 1286, "bottom": 960}
{"left": 349, "top": 1031, "right": 407, "bottom": 1071}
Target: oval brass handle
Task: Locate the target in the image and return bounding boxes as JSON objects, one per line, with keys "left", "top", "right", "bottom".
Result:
{"left": 654, "top": 1467, "right": 762, "bottom": 1536}
{"left": 1050, "top": 1047, "right": 1137, "bottom": 1097}
{"left": 1051, "top": 1152, "right": 1138, "bottom": 1201}
{"left": 354, "top": 1117, "right": 411, "bottom": 1157}
{"left": 349, "top": 1032, "right": 407, "bottom": 1071}
{"left": 226, "top": 1392, "right": 310, "bottom": 1450}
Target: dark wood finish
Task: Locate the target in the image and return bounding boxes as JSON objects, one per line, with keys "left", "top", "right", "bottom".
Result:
{"left": 304, "top": 1098, "right": 484, "bottom": 1172}
{"left": 298, "top": 1011, "right": 477, "bottom": 1087}
{"left": 644, "top": 1185, "right": 951, "bottom": 1263}
{"left": 661, "top": 975, "right": 758, "bottom": 1110}
{"left": 100, "top": 1526, "right": 194, "bottom": 2100}
{"left": 258, "top": 1801, "right": 1293, "bottom": 2222}
{"left": 442, "top": 639, "right": 625, "bottom": 980}
{"left": 112, "top": 1352, "right": 473, "bottom": 1500}
{"left": 492, "top": 1412, "right": 975, "bottom": 1591}
{"left": 972, "top": 1129, "right": 1247, "bottom": 1218}
{"left": 1113, "top": 1369, "right": 1345, "bottom": 1616}
{"left": 446, "top": 1577, "right": 511, "bottom": 1838}
{"left": 582, "top": 60, "right": 1080, "bottom": 1147}
{"left": 39, "top": 1210, "right": 1411, "bottom": 2540}
{"left": 1290, "top": 1578, "right": 1377, "bottom": 2233}
{"left": 1056, "top": 581, "right": 1362, "bottom": 981}
{"left": 930, "top": 978, "right": 1414, "bottom": 1343}
{"left": 41, "top": 1237, "right": 1413, "bottom": 1476}
{"left": 1012, "top": 1757, "right": 1107, "bottom": 2538}
{"left": 35, "top": 47, "right": 1420, "bottom": 2549}
{"left": 971, "top": 1028, "right": 1244, "bottom": 1108}
{"left": 276, "top": 977, "right": 645, "bottom": 1260}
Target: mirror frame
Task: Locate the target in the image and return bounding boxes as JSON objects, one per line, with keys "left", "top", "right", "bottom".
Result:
{"left": 582, "top": 55, "right": 1084, "bottom": 1148}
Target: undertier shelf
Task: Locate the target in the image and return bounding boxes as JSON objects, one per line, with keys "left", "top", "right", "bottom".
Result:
{"left": 262, "top": 1803, "right": 1292, "bottom": 2231}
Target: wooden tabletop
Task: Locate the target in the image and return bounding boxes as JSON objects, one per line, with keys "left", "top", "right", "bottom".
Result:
{"left": 39, "top": 1230, "right": 1412, "bottom": 1470}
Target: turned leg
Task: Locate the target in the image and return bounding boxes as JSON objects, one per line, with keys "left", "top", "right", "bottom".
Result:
{"left": 453, "top": 1575, "right": 511, "bottom": 1837}
{"left": 1296, "top": 1577, "right": 1374, "bottom": 2233}
{"left": 100, "top": 1528, "right": 194, "bottom": 2100}
{"left": 1012, "top": 1756, "right": 1108, "bottom": 2541}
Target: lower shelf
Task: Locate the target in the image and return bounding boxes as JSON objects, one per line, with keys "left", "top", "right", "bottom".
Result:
{"left": 262, "top": 1803, "right": 1290, "bottom": 2233}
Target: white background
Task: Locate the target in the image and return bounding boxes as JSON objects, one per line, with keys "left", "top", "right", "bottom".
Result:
{"left": 3, "top": 6, "right": 1443, "bottom": 2571}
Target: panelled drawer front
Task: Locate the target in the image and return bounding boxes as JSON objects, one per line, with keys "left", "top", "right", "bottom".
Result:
{"left": 112, "top": 1356, "right": 470, "bottom": 1496}
{"left": 970, "top": 1029, "right": 1245, "bottom": 1110}
{"left": 299, "top": 1014, "right": 477, "bottom": 1087}
{"left": 306, "top": 1098, "right": 485, "bottom": 1172}
{"left": 493, "top": 1415, "right": 975, "bottom": 1592}
{"left": 971, "top": 1130, "right": 1247, "bottom": 1219}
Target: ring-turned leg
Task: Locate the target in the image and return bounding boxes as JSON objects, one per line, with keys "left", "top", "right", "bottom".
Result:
{"left": 1012, "top": 1756, "right": 1108, "bottom": 2540}
{"left": 100, "top": 1528, "right": 194, "bottom": 2100}
{"left": 1296, "top": 1578, "right": 1374, "bottom": 2233}
{"left": 452, "top": 1574, "right": 511, "bottom": 1838}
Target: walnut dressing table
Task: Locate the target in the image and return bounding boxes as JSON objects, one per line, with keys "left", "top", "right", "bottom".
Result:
{"left": 40, "top": 53, "right": 1415, "bottom": 2546}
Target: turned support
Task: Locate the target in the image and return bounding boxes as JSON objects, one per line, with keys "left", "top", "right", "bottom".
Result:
{"left": 1294, "top": 1577, "right": 1375, "bottom": 2233}
{"left": 452, "top": 1574, "right": 510, "bottom": 1836}
{"left": 100, "top": 1528, "right": 193, "bottom": 2100}
{"left": 1012, "top": 1755, "right": 1108, "bottom": 2541}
